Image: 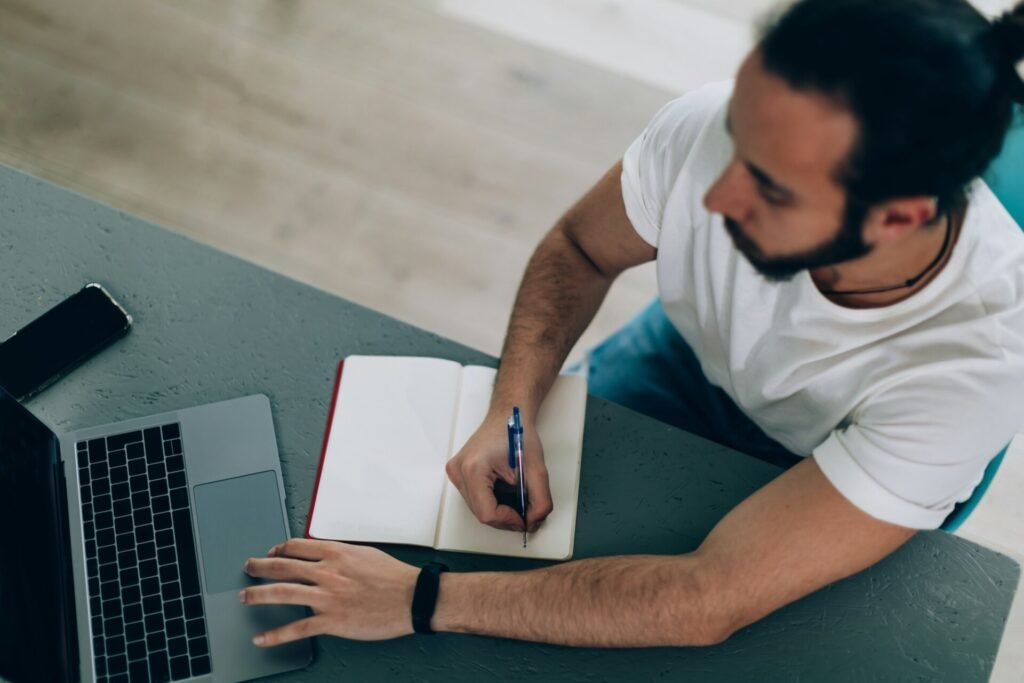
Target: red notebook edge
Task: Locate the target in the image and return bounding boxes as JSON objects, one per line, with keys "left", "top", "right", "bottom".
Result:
{"left": 304, "top": 358, "right": 347, "bottom": 540}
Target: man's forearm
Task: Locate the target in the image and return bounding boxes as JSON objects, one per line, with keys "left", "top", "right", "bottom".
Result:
{"left": 432, "top": 555, "right": 728, "bottom": 647}
{"left": 490, "top": 224, "right": 614, "bottom": 420}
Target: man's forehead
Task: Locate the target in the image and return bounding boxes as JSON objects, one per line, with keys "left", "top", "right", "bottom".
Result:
{"left": 730, "top": 53, "right": 857, "bottom": 186}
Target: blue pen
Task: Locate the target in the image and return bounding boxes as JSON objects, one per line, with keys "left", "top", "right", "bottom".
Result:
{"left": 511, "top": 406, "right": 527, "bottom": 547}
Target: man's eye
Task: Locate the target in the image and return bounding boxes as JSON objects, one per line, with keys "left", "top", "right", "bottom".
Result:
{"left": 759, "top": 187, "right": 788, "bottom": 206}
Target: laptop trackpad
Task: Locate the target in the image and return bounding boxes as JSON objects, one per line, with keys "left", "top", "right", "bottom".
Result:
{"left": 193, "top": 471, "right": 288, "bottom": 594}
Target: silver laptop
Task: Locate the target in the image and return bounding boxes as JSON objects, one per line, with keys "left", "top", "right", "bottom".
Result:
{"left": 0, "top": 389, "right": 312, "bottom": 682}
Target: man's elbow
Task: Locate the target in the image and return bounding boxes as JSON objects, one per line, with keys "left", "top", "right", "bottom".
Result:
{"left": 659, "top": 560, "right": 743, "bottom": 647}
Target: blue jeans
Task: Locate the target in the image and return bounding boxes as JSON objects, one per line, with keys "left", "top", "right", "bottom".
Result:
{"left": 578, "top": 300, "right": 800, "bottom": 470}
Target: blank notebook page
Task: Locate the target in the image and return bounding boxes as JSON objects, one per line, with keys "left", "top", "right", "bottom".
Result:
{"left": 308, "top": 356, "right": 462, "bottom": 545}
{"left": 436, "top": 367, "right": 587, "bottom": 559}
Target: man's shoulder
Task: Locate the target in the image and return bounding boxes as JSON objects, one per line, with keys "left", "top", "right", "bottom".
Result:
{"left": 643, "top": 80, "right": 734, "bottom": 156}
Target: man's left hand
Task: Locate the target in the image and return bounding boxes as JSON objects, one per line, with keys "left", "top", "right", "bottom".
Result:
{"left": 241, "top": 538, "right": 418, "bottom": 646}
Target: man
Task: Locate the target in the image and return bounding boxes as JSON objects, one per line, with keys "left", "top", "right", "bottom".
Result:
{"left": 240, "top": 0, "right": 1024, "bottom": 647}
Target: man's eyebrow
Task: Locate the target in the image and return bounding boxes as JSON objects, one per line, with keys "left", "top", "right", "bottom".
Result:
{"left": 724, "top": 102, "right": 796, "bottom": 202}
{"left": 745, "top": 162, "right": 796, "bottom": 201}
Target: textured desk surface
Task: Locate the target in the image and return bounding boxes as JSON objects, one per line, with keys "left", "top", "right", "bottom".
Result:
{"left": 2, "top": 164, "right": 1018, "bottom": 681}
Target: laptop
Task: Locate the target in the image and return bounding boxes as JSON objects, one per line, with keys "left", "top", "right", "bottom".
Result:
{"left": 0, "top": 388, "right": 313, "bottom": 682}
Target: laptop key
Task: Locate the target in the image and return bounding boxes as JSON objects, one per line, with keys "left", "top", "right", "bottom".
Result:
{"left": 115, "top": 515, "right": 133, "bottom": 534}
{"left": 113, "top": 497, "right": 132, "bottom": 517}
{"left": 127, "top": 442, "right": 145, "bottom": 461}
{"left": 143, "top": 595, "right": 162, "bottom": 615}
{"left": 108, "top": 654, "right": 128, "bottom": 675}
{"left": 162, "top": 423, "right": 181, "bottom": 440}
{"left": 169, "top": 654, "right": 191, "bottom": 680}
{"left": 144, "top": 427, "right": 163, "bottom": 463}
{"left": 167, "top": 634, "right": 187, "bottom": 657}
{"left": 123, "top": 603, "right": 143, "bottom": 624}
{"left": 153, "top": 511, "right": 172, "bottom": 531}
{"left": 129, "top": 658, "right": 150, "bottom": 683}
{"left": 187, "top": 636, "right": 209, "bottom": 657}
{"left": 104, "top": 616, "right": 125, "bottom": 638}
{"left": 127, "top": 638, "right": 147, "bottom": 661}
{"left": 92, "top": 478, "right": 110, "bottom": 497}
{"left": 141, "top": 577, "right": 160, "bottom": 597}
{"left": 190, "top": 655, "right": 212, "bottom": 677}
{"left": 95, "top": 511, "right": 114, "bottom": 530}
{"left": 183, "top": 596, "right": 203, "bottom": 621}
{"left": 137, "top": 524, "right": 155, "bottom": 544}
{"left": 170, "top": 487, "right": 189, "bottom": 510}
{"left": 120, "top": 567, "right": 140, "bottom": 586}
{"left": 138, "top": 543, "right": 157, "bottom": 563}
{"left": 122, "top": 585, "right": 142, "bottom": 605}
{"left": 108, "top": 449, "right": 128, "bottom": 468}
{"left": 159, "top": 563, "right": 179, "bottom": 583}
{"left": 153, "top": 495, "right": 171, "bottom": 515}
{"left": 167, "top": 619, "right": 186, "bottom": 640}
{"left": 151, "top": 479, "right": 170, "bottom": 497}
{"left": 100, "top": 562, "right": 118, "bottom": 582}
{"left": 97, "top": 528, "right": 115, "bottom": 547}
{"left": 106, "top": 636, "right": 126, "bottom": 657}
{"left": 88, "top": 439, "right": 107, "bottom": 465}
{"left": 147, "top": 631, "right": 167, "bottom": 652}
{"left": 149, "top": 651, "right": 171, "bottom": 683}
{"left": 144, "top": 613, "right": 164, "bottom": 633}
{"left": 171, "top": 509, "right": 202, "bottom": 597}
{"left": 185, "top": 618, "right": 205, "bottom": 639}
{"left": 163, "top": 599, "right": 183, "bottom": 620}
{"left": 156, "top": 540, "right": 175, "bottom": 565}
{"left": 128, "top": 457, "right": 147, "bottom": 476}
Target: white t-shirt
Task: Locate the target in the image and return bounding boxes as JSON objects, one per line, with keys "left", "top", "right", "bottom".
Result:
{"left": 621, "top": 80, "right": 1024, "bottom": 529}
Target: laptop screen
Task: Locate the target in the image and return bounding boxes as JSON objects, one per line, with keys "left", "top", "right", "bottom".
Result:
{"left": 0, "top": 387, "right": 77, "bottom": 683}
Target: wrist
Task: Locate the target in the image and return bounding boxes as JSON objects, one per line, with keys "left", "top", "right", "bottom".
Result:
{"left": 431, "top": 571, "right": 468, "bottom": 635}
{"left": 487, "top": 400, "right": 539, "bottom": 424}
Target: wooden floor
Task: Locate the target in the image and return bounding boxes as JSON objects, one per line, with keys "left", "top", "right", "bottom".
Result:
{"left": 1, "top": 0, "right": 1020, "bottom": 677}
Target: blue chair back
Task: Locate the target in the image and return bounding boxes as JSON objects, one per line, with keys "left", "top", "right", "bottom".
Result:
{"left": 941, "top": 108, "right": 1023, "bottom": 532}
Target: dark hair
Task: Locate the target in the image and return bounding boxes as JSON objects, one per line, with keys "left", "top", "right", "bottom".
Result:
{"left": 758, "top": 0, "right": 1024, "bottom": 217}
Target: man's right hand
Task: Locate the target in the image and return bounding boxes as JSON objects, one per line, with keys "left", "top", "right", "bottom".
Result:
{"left": 445, "top": 413, "right": 553, "bottom": 532}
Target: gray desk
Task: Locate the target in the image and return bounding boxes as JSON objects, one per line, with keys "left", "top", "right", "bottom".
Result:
{"left": 2, "top": 164, "right": 1019, "bottom": 681}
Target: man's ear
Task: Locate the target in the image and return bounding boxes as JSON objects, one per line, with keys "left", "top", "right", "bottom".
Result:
{"left": 863, "top": 196, "right": 939, "bottom": 245}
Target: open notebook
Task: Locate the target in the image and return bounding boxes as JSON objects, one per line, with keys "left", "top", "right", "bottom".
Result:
{"left": 305, "top": 355, "right": 588, "bottom": 560}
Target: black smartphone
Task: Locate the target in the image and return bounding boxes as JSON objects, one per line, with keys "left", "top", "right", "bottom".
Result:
{"left": 0, "top": 284, "right": 132, "bottom": 400}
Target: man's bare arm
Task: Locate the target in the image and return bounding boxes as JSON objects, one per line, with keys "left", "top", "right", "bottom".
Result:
{"left": 446, "top": 160, "right": 656, "bottom": 529}
{"left": 432, "top": 458, "right": 916, "bottom": 646}
{"left": 489, "top": 159, "right": 657, "bottom": 420}
{"left": 241, "top": 458, "right": 915, "bottom": 646}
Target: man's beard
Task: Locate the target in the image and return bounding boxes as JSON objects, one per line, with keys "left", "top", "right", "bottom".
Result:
{"left": 723, "top": 199, "right": 873, "bottom": 282}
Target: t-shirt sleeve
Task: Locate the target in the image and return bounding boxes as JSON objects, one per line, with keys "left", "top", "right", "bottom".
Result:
{"left": 813, "top": 364, "right": 1022, "bottom": 529}
{"left": 620, "top": 80, "right": 734, "bottom": 248}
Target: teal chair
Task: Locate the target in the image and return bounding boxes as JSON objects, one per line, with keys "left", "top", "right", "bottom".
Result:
{"left": 940, "top": 108, "right": 1023, "bottom": 532}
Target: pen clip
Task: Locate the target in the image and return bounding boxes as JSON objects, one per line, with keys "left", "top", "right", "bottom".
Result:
{"left": 507, "top": 417, "right": 517, "bottom": 470}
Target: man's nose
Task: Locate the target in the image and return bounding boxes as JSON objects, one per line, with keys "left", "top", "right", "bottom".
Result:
{"left": 703, "top": 161, "right": 751, "bottom": 222}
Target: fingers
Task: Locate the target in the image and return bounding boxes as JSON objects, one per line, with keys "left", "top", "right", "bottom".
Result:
{"left": 240, "top": 582, "right": 324, "bottom": 608}
{"left": 252, "top": 615, "right": 325, "bottom": 648}
{"left": 267, "top": 538, "right": 334, "bottom": 561}
{"left": 466, "top": 476, "right": 527, "bottom": 530}
{"left": 245, "top": 557, "right": 321, "bottom": 583}
{"left": 525, "top": 463, "right": 554, "bottom": 532}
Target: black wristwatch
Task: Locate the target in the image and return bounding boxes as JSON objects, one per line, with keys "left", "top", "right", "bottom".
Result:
{"left": 411, "top": 562, "right": 449, "bottom": 634}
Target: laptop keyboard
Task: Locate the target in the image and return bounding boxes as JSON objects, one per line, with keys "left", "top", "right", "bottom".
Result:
{"left": 77, "top": 423, "right": 212, "bottom": 683}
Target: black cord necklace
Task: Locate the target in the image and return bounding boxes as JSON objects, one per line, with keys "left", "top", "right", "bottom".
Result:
{"left": 819, "top": 212, "right": 954, "bottom": 296}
